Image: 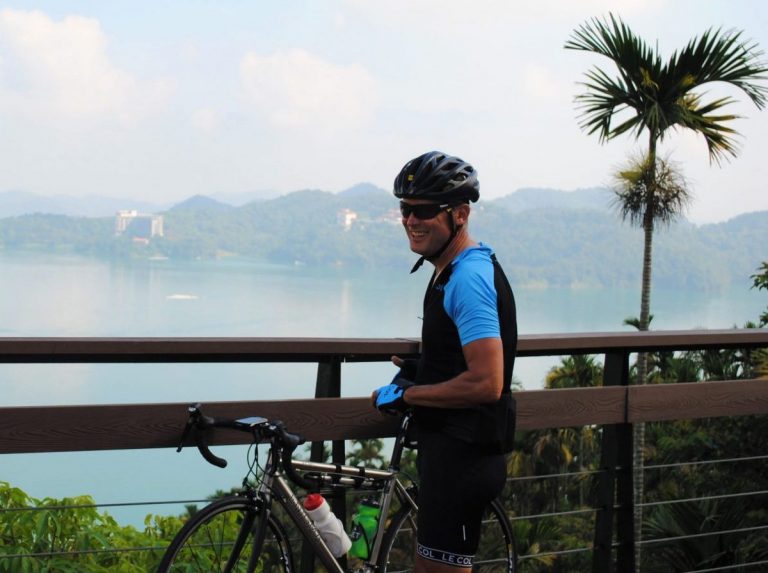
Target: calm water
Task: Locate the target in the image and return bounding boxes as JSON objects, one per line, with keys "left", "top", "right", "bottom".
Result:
{"left": 1, "top": 252, "right": 765, "bottom": 525}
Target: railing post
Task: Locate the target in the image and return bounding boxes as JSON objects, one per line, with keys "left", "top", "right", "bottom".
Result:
{"left": 301, "top": 356, "right": 347, "bottom": 573}
{"left": 593, "top": 351, "right": 634, "bottom": 573}
{"left": 311, "top": 356, "right": 344, "bottom": 463}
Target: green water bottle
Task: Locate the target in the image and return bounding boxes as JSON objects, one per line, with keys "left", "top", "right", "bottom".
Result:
{"left": 349, "top": 497, "right": 381, "bottom": 559}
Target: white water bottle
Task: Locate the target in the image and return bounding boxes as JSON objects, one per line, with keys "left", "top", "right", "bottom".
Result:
{"left": 303, "top": 494, "right": 352, "bottom": 557}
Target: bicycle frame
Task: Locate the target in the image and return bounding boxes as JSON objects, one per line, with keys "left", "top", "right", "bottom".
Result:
{"left": 254, "top": 415, "right": 418, "bottom": 573}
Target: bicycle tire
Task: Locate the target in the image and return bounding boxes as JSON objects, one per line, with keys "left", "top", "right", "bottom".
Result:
{"left": 377, "top": 498, "right": 517, "bottom": 573}
{"left": 157, "top": 495, "right": 294, "bottom": 573}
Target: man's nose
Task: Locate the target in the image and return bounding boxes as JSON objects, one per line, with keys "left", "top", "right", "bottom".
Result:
{"left": 404, "top": 213, "right": 419, "bottom": 225}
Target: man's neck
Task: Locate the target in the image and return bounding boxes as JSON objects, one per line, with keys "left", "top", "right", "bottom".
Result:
{"left": 432, "top": 231, "right": 476, "bottom": 275}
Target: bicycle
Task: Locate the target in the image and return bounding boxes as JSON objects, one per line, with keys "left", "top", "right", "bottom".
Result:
{"left": 157, "top": 403, "right": 517, "bottom": 573}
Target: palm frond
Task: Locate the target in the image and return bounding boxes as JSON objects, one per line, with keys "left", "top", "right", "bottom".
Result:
{"left": 670, "top": 94, "right": 741, "bottom": 163}
{"left": 611, "top": 153, "right": 691, "bottom": 227}
{"left": 666, "top": 27, "right": 768, "bottom": 108}
{"left": 567, "top": 13, "right": 768, "bottom": 158}
{"left": 566, "top": 13, "right": 662, "bottom": 141}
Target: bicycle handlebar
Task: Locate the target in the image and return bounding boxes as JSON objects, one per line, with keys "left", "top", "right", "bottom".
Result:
{"left": 177, "top": 403, "right": 318, "bottom": 489}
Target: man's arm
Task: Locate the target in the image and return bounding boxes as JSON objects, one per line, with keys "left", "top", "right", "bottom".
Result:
{"left": 400, "top": 337, "right": 503, "bottom": 408}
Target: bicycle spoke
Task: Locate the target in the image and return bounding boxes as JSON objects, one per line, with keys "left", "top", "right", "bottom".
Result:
{"left": 158, "top": 497, "right": 293, "bottom": 573}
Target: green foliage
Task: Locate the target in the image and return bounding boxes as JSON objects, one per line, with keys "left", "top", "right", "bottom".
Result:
{"left": 346, "top": 438, "right": 386, "bottom": 469}
{"left": 545, "top": 355, "right": 603, "bottom": 389}
{"left": 643, "top": 499, "right": 768, "bottom": 572}
{"left": 506, "top": 347, "right": 768, "bottom": 571}
{"left": 0, "top": 480, "right": 183, "bottom": 571}
{"left": 565, "top": 13, "right": 768, "bottom": 161}
{"left": 1, "top": 190, "right": 766, "bottom": 291}
{"left": 751, "top": 261, "right": 768, "bottom": 327}
{"left": 611, "top": 153, "right": 691, "bottom": 228}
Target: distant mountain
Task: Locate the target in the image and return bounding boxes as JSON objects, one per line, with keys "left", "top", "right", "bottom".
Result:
{"left": 209, "top": 190, "right": 277, "bottom": 206}
{"left": 0, "top": 190, "right": 165, "bottom": 218}
{"left": 0, "top": 185, "right": 642, "bottom": 219}
{"left": 1, "top": 185, "right": 765, "bottom": 292}
{"left": 491, "top": 187, "right": 613, "bottom": 214}
{"left": 167, "top": 195, "right": 234, "bottom": 213}
{"left": 338, "top": 182, "right": 389, "bottom": 197}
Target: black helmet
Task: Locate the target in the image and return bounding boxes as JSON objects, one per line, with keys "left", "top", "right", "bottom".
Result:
{"left": 394, "top": 151, "right": 479, "bottom": 203}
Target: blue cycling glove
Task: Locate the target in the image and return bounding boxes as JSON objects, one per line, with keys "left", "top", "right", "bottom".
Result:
{"left": 375, "top": 376, "right": 414, "bottom": 414}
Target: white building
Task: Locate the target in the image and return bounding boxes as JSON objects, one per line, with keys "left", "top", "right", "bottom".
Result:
{"left": 337, "top": 208, "right": 358, "bottom": 231}
{"left": 115, "top": 210, "right": 164, "bottom": 238}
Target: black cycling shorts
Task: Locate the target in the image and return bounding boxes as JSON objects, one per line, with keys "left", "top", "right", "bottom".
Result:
{"left": 415, "top": 431, "right": 507, "bottom": 568}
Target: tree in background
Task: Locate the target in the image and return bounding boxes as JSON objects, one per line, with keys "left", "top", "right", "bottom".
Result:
{"left": 748, "top": 261, "right": 768, "bottom": 378}
{"left": 566, "top": 15, "right": 767, "bottom": 567}
{"left": 610, "top": 151, "right": 692, "bottom": 565}
{"left": 506, "top": 356, "right": 604, "bottom": 571}
{"left": 752, "top": 262, "right": 768, "bottom": 328}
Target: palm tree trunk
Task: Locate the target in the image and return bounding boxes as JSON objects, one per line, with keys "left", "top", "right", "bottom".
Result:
{"left": 633, "top": 138, "right": 657, "bottom": 572}
{"left": 633, "top": 223, "right": 652, "bottom": 572}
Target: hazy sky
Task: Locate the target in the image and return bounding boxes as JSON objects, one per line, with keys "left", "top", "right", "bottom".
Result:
{"left": 1, "top": 1, "right": 767, "bottom": 222}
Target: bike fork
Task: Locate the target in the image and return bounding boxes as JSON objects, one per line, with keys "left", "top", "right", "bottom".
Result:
{"left": 245, "top": 499, "right": 271, "bottom": 573}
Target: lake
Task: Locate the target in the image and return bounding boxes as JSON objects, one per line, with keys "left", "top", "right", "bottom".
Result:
{"left": 1, "top": 252, "right": 764, "bottom": 525}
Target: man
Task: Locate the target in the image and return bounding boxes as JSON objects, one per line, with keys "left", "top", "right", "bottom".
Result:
{"left": 372, "top": 151, "right": 517, "bottom": 573}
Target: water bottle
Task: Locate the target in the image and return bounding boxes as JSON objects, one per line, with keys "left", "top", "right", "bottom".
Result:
{"left": 349, "top": 497, "right": 381, "bottom": 560}
{"left": 303, "top": 494, "right": 352, "bottom": 557}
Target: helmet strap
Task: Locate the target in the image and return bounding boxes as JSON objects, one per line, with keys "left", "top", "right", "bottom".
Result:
{"left": 409, "top": 217, "right": 461, "bottom": 274}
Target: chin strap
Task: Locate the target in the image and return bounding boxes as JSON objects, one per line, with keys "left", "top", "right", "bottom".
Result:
{"left": 409, "top": 222, "right": 462, "bottom": 274}
{"left": 409, "top": 256, "right": 426, "bottom": 274}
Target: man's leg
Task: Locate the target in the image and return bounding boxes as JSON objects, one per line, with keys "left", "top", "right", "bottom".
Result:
{"left": 414, "top": 434, "right": 506, "bottom": 573}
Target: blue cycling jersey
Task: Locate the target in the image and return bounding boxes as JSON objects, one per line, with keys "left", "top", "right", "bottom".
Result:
{"left": 411, "top": 242, "right": 517, "bottom": 450}
{"left": 443, "top": 244, "right": 501, "bottom": 346}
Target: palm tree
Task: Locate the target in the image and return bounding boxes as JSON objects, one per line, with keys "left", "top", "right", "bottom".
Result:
{"left": 566, "top": 14, "right": 767, "bottom": 568}
{"left": 544, "top": 354, "right": 603, "bottom": 389}
{"left": 566, "top": 13, "right": 767, "bottom": 337}
{"left": 643, "top": 499, "right": 767, "bottom": 572}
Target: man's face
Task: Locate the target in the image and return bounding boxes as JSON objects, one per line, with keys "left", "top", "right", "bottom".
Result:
{"left": 399, "top": 199, "right": 454, "bottom": 257}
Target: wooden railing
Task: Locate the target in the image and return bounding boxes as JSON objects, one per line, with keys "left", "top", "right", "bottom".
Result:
{"left": 1, "top": 329, "right": 767, "bottom": 571}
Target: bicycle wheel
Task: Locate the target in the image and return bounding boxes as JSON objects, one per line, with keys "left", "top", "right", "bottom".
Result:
{"left": 157, "top": 495, "right": 293, "bottom": 573}
{"left": 378, "top": 498, "right": 516, "bottom": 573}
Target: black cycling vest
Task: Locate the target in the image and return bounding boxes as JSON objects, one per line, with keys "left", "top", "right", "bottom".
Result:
{"left": 413, "top": 252, "right": 517, "bottom": 452}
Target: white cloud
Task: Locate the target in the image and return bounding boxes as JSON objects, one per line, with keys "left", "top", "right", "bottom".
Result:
{"left": 342, "top": 0, "right": 664, "bottom": 30}
{"left": 190, "top": 107, "right": 220, "bottom": 132}
{"left": 523, "top": 63, "right": 572, "bottom": 104}
{"left": 0, "top": 9, "right": 172, "bottom": 124}
{"left": 239, "top": 49, "right": 377, "bottom": 129}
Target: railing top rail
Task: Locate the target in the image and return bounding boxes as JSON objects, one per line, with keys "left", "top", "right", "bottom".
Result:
{"left": 0, "top": 329, "right": 765, "bottom": 363}
{"left": 2, "top": 379, "right": 768, "bottom": 454}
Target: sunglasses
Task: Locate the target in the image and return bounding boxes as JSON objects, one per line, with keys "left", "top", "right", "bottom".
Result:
{"left": 399, "top": 201, "right": 452, "bottom": 220}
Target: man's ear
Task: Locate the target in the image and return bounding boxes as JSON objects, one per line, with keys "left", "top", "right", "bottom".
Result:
{"left": 454, "top": 203, "right": 470, "bottom": 225}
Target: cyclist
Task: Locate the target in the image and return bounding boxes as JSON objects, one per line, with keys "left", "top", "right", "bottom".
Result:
{"left": 372, "top": 151, "right": 518, "bottom": 573}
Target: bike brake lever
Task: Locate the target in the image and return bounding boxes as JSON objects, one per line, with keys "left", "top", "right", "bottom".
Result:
{"left": 176, "top": 416, "right": 194, "bottom": 453}
{"left": 176, "top": 403, "right": 202, "bottom": 453}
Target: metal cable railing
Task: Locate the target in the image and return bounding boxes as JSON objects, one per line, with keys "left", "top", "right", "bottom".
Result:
{"left": 517, "top": 544, "right": 594, "bottom": 561}
{"left": 0, "top": 498, "right": 210, "bottom": 513}
{"left": 1, "top": 331, "right": 766, "bottom": 571}
{"left": 507, "top": 467, "right": 605, "bottom": 482}
{"left": 681, "top": 559, "right": 768, "bottom": 572}
{"left": 639, "top": 524, "right": 768, "bottom": 546}
{"left": 645, "top": 453, "right": 768, "bottom": 471}
{"left": 1, "top": 546, "right": 166, "bottom": 560}
{"left": 3, "top": 457, "right": 766, "bottom": 568}
{"left": 640, "top": 489, "right": 768, "bottom": 508}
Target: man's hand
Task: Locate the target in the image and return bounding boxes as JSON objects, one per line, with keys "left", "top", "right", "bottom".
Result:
{"left": 373, "top": 376, "right": 414, "bottom": 414}
{"left": 391, "top": 355, "right": 419, "bottom": 380}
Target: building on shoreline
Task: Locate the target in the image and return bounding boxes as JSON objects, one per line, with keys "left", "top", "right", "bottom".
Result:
{"left": 115, "top": 210, "right": 164, "bottom": 239}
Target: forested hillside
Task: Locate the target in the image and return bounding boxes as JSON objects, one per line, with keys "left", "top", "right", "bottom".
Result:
{"left": 0, "top": 187, "right": 765, "bottom": 291}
